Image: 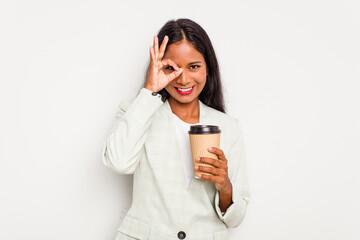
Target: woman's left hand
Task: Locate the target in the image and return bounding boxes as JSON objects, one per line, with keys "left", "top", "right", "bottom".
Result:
{"left": 195, "top": 147, "right": 232, "bottom": 193}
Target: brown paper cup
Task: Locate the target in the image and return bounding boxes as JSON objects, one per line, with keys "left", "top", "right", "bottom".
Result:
{"left": 188, "top": 125, "right": 221, "bottom": 179}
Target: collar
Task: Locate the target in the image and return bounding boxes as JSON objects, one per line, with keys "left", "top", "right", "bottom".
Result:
{"left": 162, "top": 98, "right": 208, "bottom": 123}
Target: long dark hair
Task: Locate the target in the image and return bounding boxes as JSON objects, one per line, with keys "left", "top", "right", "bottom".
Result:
{"left": 141, "top": 18, "right": 226, "bottom": 113}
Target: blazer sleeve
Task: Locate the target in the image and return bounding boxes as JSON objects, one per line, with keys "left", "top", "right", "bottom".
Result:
{"left": 214, "top": 118, "right": 251, "bottom": 228}
{"left": 102, "top": 88, "right": 164, "bottom": 174}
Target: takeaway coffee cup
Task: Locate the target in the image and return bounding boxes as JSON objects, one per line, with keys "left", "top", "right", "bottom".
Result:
{"left": 188, "top": 125, "right": 221, "bottom": 179}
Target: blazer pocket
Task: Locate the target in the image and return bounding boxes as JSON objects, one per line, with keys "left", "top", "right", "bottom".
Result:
{"left": 214, "top": 229, "right": 228, "bottom": 240}
{"left": 118, "top": 215, "right": 150, "bottom": 240}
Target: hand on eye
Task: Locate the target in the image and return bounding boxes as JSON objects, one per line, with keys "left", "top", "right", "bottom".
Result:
{"left": 145, "top": 35, "right": 183, "bottom": 92}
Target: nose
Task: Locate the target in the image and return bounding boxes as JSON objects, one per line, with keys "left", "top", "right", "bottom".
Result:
{"left": 176, "top": 70, "right": 190, "bottom": 85}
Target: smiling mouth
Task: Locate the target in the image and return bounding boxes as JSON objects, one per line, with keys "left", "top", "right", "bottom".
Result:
{"left": 174, "top": 86, "right": 195, "bottom": 91}
{"left": 174, "top": 86, "right": 195, "bottom": 95}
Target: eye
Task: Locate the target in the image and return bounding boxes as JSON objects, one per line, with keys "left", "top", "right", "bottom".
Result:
{"left": 166, "top": 66, "right": 174, "bottom": 70}
{"left": 190, "top": 65, "right": 200, "bottom": 69}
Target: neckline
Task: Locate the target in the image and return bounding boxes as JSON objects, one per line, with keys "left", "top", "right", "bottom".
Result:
{"left": 171, "top": 112, "right": 199, "bottom": 125}
{"left": 163, "top": 99, "right": 206, "bottom": 124}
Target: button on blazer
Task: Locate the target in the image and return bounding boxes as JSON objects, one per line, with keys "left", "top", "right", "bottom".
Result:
{"left": 102, "top": 88, "right": 251, "bottom": 240}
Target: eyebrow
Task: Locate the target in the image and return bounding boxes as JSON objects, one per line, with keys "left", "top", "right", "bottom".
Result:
{"left": 188, "top": 61, "right": 202, "bottom": 65}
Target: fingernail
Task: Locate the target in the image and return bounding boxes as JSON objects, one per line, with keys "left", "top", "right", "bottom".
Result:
{"left": 208, "top": 147, "right": 213, "bottom": 151}
{"left": 196, "top": 157, "right": 200, "bottom": 161}
{"left": 195, "top": 165, "right": 199, "bottom": 170}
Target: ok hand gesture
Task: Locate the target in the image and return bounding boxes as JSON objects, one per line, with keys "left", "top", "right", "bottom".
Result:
{"left": 145, "top": 35, "right": 183, "bottom": 92}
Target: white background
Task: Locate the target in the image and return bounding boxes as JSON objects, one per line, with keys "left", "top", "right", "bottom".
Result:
{"left": 1, "top": 0, "right": 359, "bottom": 239}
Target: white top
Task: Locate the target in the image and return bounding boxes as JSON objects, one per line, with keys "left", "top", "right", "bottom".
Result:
{"left": 172, "top": 113, "right": 226, "bottom": 215}
{"left": 171, "top": 113, "right": 200, "bottom": 191}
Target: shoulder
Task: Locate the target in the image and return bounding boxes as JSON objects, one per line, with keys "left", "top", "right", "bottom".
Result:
{"left": 202, "top": 102, "right": 239, "bottom": 127}
{"left": 201, "top": 102, "right": 243, "bottom": 145}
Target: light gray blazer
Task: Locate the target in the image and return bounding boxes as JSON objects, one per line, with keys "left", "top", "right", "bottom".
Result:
{"left": 102, "top": 88, "right": 250, "bottom": 240}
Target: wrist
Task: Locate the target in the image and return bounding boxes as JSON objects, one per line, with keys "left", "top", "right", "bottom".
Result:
{"left": 145, "top": 85, "right": 158, "bottom": 92}
{"left": 219, "top": 180, "right": 232, "bottom": 195}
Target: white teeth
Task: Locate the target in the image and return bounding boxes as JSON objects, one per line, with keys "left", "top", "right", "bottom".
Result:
{"left": 177, "top": 87, "right": 193, "bottom": 92}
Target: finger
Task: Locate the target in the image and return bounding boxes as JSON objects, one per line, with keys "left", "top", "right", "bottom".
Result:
{"left": 196, "top": 173, "right": 223, "bottom": 183}
{"left": 154, "top": 36, "right": 159, "bottom": 59}
{"left": 158, "top": 35, "right": 168, "bottom": 60}
{"left": 197, "top": 157, "right": 225, "bottom": 169}
{"left": 208, "top": 147, "right": 227, "bottom": 162}
{"left": 196, "top": 165, "right": 224, "bottom": 176}
{"left": 161, "top": 59, "right": 180, "bottom": 71}
{"left": 166, "top": 68, "right": 183, "bottom": 82}
{"left": 149, "top": 46, "right": 155, "bottom": 62}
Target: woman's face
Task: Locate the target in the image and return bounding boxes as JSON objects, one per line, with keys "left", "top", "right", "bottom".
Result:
{"left": 163, "top": 40, "right": 207, "bottom": 105}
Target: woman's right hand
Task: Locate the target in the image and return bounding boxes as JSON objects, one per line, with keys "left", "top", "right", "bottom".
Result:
{"left": 145, "top": 35, "right": 183, "bottom": 92}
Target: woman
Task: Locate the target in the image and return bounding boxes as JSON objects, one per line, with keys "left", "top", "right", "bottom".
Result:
{"left": 102, "top": 18, "right": 250, "bottom": 240}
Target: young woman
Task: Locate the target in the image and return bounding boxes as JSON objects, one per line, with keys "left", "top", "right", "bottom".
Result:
{"left": 102, "top": 18, "right": 250, "bottom": 240}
